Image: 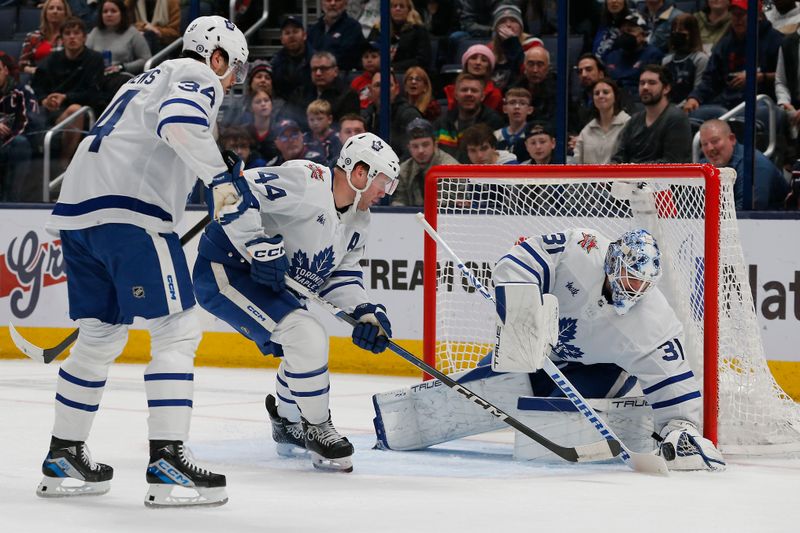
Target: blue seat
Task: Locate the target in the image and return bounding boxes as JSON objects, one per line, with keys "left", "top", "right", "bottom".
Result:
{"left": 17, "top": 7, "right": 42, "bottom": 36}
{"left": 0, "top": 39, "right": 23, "bottom": 60}
{"left": 540, "top": 34, "right": 585, "bottom": 70}
{"left": 674, "top": 1, "right": 700, "bottom": 13}
{"left": 0, "top": 7, "right": 16, "bottom": 40}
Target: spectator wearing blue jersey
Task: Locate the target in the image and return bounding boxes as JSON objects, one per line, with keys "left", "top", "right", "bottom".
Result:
{"left": 638, "top": 0, "right": 685, "bottom": 54}
{"left": 0, "top": 52, "right": 37, "bottom": 202}
{"left": 308, "top": 0, "right": 366, "bottom": 72}
{"left": 594, "top": 0, "right": 634, "bottom": 61}
{"left": 605, "top": 12, "right": 665, "bottom": 103}
{"left": 661, "top": 13, "right": 708, "bottom": 106}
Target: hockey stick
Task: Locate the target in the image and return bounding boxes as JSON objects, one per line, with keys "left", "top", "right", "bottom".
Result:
{"left": 285, "top": 277, "right": 622, "bottom": 465}
{"left": 8, "top": 212, "right": 212, "bottom": 364}
{"left": 415, "top": 213, "right": 669, "bottom": 475}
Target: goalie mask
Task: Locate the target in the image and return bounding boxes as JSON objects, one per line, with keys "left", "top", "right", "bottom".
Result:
{"left": 337, "top": 133, "right": 400, "bottom": 196}
{"left": 183, "top": 16, "right": 249, "bottom": 85}
{"left": 604, "top": 229, "right": 662, "bottom": 315}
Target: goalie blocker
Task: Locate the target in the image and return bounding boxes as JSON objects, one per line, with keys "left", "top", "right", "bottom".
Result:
{"left": 493, "top": 283, "right": 558, "bottom": 373}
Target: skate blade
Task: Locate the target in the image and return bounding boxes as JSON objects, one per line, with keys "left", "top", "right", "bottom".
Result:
{"left": 276, "top": 442, "right": 309, "bottom": 458}
{"left": 144, "top": 484, "right": 228, "bottom": 508}
{"left": 310, "top": 451, "right": 353, "bottom": 473}
{"left": 36, "top": 476, "right": 110, "bottom": 498}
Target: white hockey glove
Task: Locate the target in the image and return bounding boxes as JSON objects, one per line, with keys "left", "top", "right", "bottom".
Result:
{"left": 208, "top": 153, "right": 247, "bottom": 221}
{"left": 656, "top": 420, "right": 726, "bottom": 471}
{"left": 492, "top": 283, "right": 559, "bottom": 373}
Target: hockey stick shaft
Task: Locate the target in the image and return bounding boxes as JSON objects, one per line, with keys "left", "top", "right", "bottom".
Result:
{"left": 8, "top": 213, "right": 212, "bottom": 364}
{"left": 285, "top": 277, "right": 619, "bottom": 464}
{"left": 415, "top": 213, "right": 668, "bottom": 475}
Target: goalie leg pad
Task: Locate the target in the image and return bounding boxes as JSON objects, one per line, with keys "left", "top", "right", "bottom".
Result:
{"left": 493, "top": 284, "right": 559, "bottom": 373}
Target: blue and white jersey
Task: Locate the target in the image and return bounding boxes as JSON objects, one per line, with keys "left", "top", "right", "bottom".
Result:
{"left": 493, "top": 228, "right": 684, "bottom": 369}
{"left": 199, "top": 160, "right": 370, "bottom": 313}
{"left": 48, "top": 58, "right": 227, "bottom": 234}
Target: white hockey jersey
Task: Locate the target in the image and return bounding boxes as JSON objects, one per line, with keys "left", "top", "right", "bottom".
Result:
{"left": 48, "top": 58, "right": 227, "bottom": 234}
{"left": 493, "top": 228, "right": 684, "bottom": 370}
{"left": 202, "top": 160, "right": 371, "bottom": 313}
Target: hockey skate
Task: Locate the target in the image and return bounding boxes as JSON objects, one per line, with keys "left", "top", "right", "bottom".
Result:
{"left": 145, "top": 441, "right": 228, "bottom": 508}
{"left": 657, "top": 420, "right": 726, "bottom": 471}
{"left": 265, "top": 394, "right": 307, "bottom": 457}
{"left": 303, "top": 414, "right": 354, "bottom": 473}
{"left": 37, "top": 437, "right": 113, "bottom": 498}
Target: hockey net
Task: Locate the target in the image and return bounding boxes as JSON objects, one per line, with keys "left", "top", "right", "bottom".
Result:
{"left": 422, "top": 164, "right": 800, "bottom": 454}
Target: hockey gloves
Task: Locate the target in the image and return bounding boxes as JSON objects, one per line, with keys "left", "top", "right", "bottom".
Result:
{"left": 351, "top": 303, "right": 392, "bottom": 354}
{"left": 208, "top": 155, "right": 256, "bottom": 223}
{"left": 246, "top": 236, "right": 289, "bottom": 292}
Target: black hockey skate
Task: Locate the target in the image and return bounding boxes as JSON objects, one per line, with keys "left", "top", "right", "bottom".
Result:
{"left": 145, "top": 440, "right": 228, "bottom": 508}
{"left": 37, "top": 436, "right": 113, "bottom": 498}
{"left": 302, "top": 414, "right": 354, "bottom": 473}
{"left": 265, "top": 394, "right": 307, "bottom": 457}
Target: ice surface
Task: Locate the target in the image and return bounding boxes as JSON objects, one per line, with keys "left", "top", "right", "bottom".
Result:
{"left": 1, "top": 360, "right": 798, "bottom": 532}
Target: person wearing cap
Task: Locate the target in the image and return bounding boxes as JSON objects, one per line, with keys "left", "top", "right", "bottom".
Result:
{"left": 605, "top": 12, "right": 665, "bottom": 103}
{"left": 683, "top": 0, "right": 783, "bottom": 131}
{"left": 391, "top": 117, "right": 457, "bottom": 207}
{"left": 271, "top": 15, "right": 314, "bottom": 104}
{"left": 361, "top": 70, "right": 422, "bottom": 158}
{"left": 459, "top": 0, "right": 512, "bottom": 38}
{"left": 521, "top": 123, "right": 556, "bottom": 164}
{"left": 489, "top": 3, "right": 542, "bottom": 91}
{"left": 308, "top": 0, "right": 367, "bottom": 72}
{"left": 272, "top": 118, "right": 327, "bottom": 166}
{"left": 367, "top": 0, "right": 432, "bottom": 72}
{"left": 443, "top": 44, "right": 503, "bottom": 113}
{"left": 0, "top": 51, "right": 37, "bottom": 202}
{"left": 638, "top": 0, "right": 685, "bottom": 54}
{"left": 351, "top": 41, "right": 381, "bottom": 110}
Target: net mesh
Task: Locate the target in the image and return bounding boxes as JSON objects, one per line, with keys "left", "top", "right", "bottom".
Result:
{"left": 428, "top": 166, "right": 800, "bottom": 453}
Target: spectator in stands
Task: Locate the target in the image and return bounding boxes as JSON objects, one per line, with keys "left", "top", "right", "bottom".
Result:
{"left": 638, "top": 0, "right": 684, "bottom": 54}
{"left": 403, "top": 66, "right": 441, "bottom": 121}
{"left": 489, "top": 4, "right": 540, "bottom": 91}
{"left": 271, "top": 16, "right": 314, "bottom": 107}
{"left": 776, "top": 29, "right": 800, "bottom": 142}
{"left": 611, "top": 64, "right": 692, "bottom": 163}
{"left": 337, "top": 113, "right": 367, "bottom": 158}
{"left": 573, "top": 78, "right": 630, "bottom": 164}
{"left": 662, "top": 13, "right": 709, "bottom": 106}
{"left": 368, "top": 0, "right": 432, "bottom": 73}
{"left": 418, "top": 0, "right": 460, "bottom": 39}
{"left": 127, "top": 0, "right": 181, "bottom": 54}
{"left": 272, "top": 118, "right": 327, "bottom": 165}
{"left": 306, "top": 99, "right": 342, "bottom": 166}
{"left": 19, "top": 0, "right": 72, "bottom": 76}
{"left": 694, "top": 0, "right": 731, "bottom": 52}
{"left": 391, "top": 117, "right": 457, "bottom": 207}
{"left": 32, "top": 17, "right": 105, "bottom": 171}
{"left": 221, "top": 60, "right": 288, "bottom": 128}
{"left": 308, "top": 0, "right": 366, "bottom": 72}
{"left": 699, "top": 118, "right": 789, "bottom": 209}
{"left": 352, "top": 41, "right": 381, "bottom": 110}
{"left": 302, "top": 51, "right": 360, "bottom": 123}
{"left": 514, "top": 45, "right": 557, "bottom": 126}
{"left": 606, "top": 12, "right": 665, "bottom": 103}
{"left": 243, "top": 88, "right": 280, "bottom": 165}
{"left": 87, "top": 0, "right": 151, "bottom": 75}
{"left": 495, "top": 87, "right": 533, "bottom": 163}
{"left": 594, "top": 0, "right": 634, "bottom": 61}
{"left": 459, "top": 0, "right": 509, "bottom": 39}
{"left": 461, "top": 123, "right": 518, "bottom": 164}
{"left": 0, "top": 52, "right": 37, "bottom": 202}
{"left": 764, "top": 0, "right": 800, "bottom": 34}
{"left": 521, "top": 123, "right": 556, "bottom": 165}
{"left": 218, "top": 126, "right": 266, "bottom": 170}
{"left": 69, "top": 0, "right": 99, "bottom": 29}
{"left": 444, "top": 44, "right": 503, "bottom": 113}
{"left": 683, "top": 0, "right": 783, "bottom": 125}
{"left": 362, "top": 70, "right": 421, "bottom": 156}
{"left": 434, "top": 72, "right": 504, "bottom": 162}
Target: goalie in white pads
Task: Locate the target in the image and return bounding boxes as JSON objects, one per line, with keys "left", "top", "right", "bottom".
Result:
{"left": 373, "top": 228, "right": 725, "bottom": 471}
{"left": 192, "top": 132, "right": 400, "bottom": 473}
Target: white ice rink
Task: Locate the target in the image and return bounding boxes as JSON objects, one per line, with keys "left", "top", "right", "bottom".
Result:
{"left": 1, "top": 359, "right": 798, "bottom": 533}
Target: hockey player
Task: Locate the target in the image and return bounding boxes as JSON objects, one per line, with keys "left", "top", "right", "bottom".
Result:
{"left": 192, "top": 132, "right": 400, "bottom": 473}
{"left": 373, "top": 228, "right": 726, "bottom": 471}
{"left": 39, "top": 16, "right": 249, "bottom": 507}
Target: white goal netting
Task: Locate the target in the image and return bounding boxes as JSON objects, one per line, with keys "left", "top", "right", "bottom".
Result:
{"left": 425, "top": 165, "right": 800, "bottom": 454}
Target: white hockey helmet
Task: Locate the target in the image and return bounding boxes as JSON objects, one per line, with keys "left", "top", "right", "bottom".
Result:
{"left": 183, "top": 16, "right": 249, "bottom": 84}
{"left": 337, "top": 132, "right": 400, "bottom": 195}
{"left": 604, "top": 229, "right": 662, "bottom": 315}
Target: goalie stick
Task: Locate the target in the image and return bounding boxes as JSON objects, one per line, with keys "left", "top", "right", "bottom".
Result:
{"left": 284, "top": 277, "right": 623, "bottom": 465}
{"left": 415, "top": 212, "right": 669, "bottom": 475}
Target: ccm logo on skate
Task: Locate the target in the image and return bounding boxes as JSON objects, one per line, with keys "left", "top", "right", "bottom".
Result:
{"left": 166, "top": 275, "right": 177, "bottom": 300}
{"left": 157, "top": 460, "right": 190, "bottom": 485}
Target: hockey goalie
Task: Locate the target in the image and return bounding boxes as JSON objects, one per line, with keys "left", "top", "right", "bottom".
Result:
{"left": 372, "top": 228, "right": 726, "bottom": 471}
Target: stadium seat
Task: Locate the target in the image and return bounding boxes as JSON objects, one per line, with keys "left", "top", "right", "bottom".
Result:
{"left": 0, "top": 7, "right": 16, "bottom": 40}
{"left": 17, "top": 7, "right": 41, "bottom": 36}
{"left": 0, "top": 40, "right": 23, "bottom": 60}
{"left": 540, "top": 35, "right": 585, "bottom": 70}
{"left": 674, "top": 1, "right": 700, "bottom": 14}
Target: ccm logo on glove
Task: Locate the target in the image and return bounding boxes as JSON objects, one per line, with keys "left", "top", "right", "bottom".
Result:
{"left": 246, "top": 236, "right": 289, "bottom": 292}
{"left": 252, "top": 245, "right": 284, "bottom": 259}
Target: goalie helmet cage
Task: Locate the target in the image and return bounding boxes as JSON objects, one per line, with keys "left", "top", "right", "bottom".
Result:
{"left": 422, "top": 163, "right": 800, "bottom": 455}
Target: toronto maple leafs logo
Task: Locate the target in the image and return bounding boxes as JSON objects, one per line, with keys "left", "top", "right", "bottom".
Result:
{"left": 550, "top": 317, "right": 584, "bottom": 360}
{"left": 372, "top": 139, "right": 384, "bottom": 152}
{"left": 290, "top": 246, "right": 335, "bottom": 290}
{"left": 578, "top": 232, "right": 598, "bottom": 253}
{"left": 224, "top": 19, "right": 235, "bottom": 30}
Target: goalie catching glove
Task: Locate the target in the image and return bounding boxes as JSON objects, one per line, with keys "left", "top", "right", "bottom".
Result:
{"left": 492, "top": 283, "right": 559, "bottom": 372}
{"left": 351, "top": 303, "right": 392, "bottom": 354}
{"left": 246, "top": 235, "right": 289, "bottom": 292}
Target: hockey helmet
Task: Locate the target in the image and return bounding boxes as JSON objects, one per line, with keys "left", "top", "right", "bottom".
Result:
{"left": 337, "top": 132, "right": 400, "bottom": 195}
{"left": 604, "top": 229, "right": 662, "bottom": 315}
{"left": 183, "top": 16, "right": 249, "bottom": 84}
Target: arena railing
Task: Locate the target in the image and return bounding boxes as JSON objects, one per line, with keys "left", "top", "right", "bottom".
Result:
{"left": 43, "top": 106, "right": 96, "bottom": 202}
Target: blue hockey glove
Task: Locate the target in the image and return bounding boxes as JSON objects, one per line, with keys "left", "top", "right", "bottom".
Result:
{"left": 246, "top": 235, "right": 289, "bottom": 292}
{"left": 350, "top": 303, "right": 392, "bottom": 354}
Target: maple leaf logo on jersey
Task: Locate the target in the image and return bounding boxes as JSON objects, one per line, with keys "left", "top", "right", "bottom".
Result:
{"left": 550, "top": 317, "right": 584, "bottom": 360}
{"left": 306, "top": 163, "right": 324, "bottom": 181}
{"left": 578, "top": 232, "right": 598, "bottom": 253}
{"left": 290, "top": 246, "right": 335, "bottom": 290}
